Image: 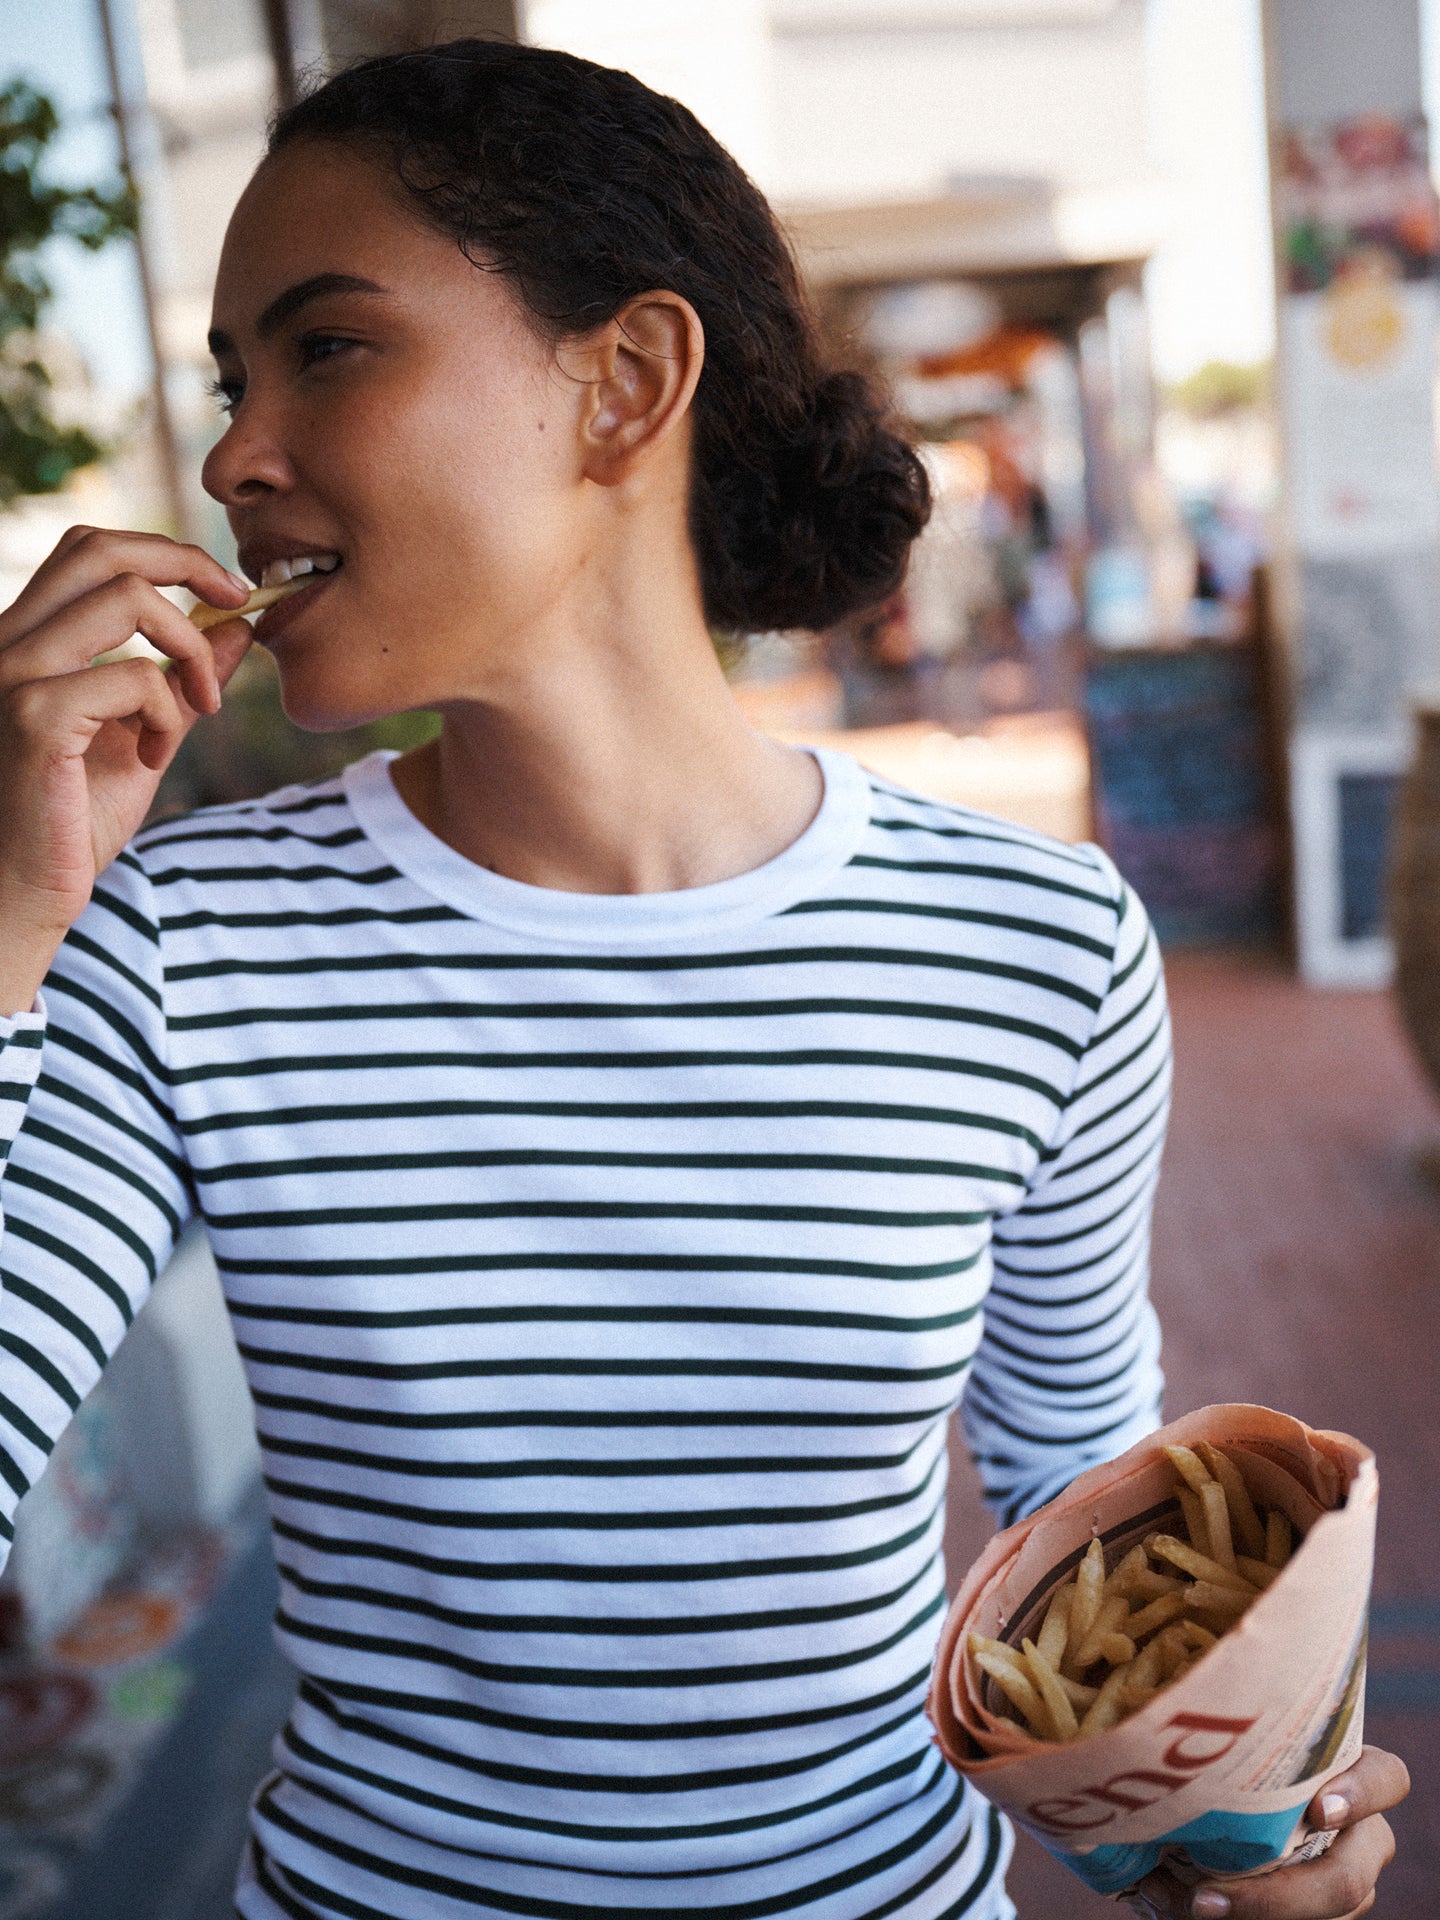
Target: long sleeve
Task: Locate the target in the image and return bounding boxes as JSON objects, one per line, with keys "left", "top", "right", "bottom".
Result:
{"left": 0, "top": 847, "right": 193, "bottom": 1554}
{"left": 961, "top": 855, "right": 1171, "bottom": 1527}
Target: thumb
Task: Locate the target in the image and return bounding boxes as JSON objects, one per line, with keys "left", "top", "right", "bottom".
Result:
{"left": 209, "top": 621, "right": 254, "bottom": 692}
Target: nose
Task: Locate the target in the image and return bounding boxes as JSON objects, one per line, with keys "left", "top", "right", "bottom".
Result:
{"left": 201, "top": 393, "right": 294, "bottom": 511}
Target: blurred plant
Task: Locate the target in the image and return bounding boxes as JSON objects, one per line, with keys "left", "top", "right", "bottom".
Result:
{"left": 1163, "top": 360, "right": 1272, "bottom": 421}
{"left": 0, "top": 77, "right": 136, "bottom": 503}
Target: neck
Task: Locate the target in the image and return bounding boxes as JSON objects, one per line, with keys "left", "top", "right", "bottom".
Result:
{"left": 390, "top": 555, "right": 821, "bottom": 897}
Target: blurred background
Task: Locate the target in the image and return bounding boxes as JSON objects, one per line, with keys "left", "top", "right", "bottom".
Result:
{"left": 1, "top": 2, "right": 1439, "bottom": 1915}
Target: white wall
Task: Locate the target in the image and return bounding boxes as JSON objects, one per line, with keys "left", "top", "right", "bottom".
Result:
{"left": 768, "top": 0, "right": 1151, "bottom": 202}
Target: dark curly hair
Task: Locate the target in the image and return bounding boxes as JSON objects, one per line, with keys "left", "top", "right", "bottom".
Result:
{"left": 268, "top": 39, "right": 930, "bottom": 633}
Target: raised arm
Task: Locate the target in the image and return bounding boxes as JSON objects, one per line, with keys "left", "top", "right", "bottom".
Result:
{"left": 0, "top": 525, "right": 253, "bottom": 1555}
{"left": 962, "top": 861, "right": 1171, "bottom": 1527}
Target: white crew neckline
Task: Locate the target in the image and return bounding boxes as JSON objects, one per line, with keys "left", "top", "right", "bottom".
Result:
{"left": 341, "top": 745, "right": 873, "bottom": 945}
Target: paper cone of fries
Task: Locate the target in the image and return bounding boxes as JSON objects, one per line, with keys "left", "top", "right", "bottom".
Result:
{"left": 928, "top": 1405, "right": 1376, "bottom": 1897}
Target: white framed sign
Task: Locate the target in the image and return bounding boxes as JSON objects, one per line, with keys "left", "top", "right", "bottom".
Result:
{"left": 1290, "top": 728, "right": 1410, "bottom": 987}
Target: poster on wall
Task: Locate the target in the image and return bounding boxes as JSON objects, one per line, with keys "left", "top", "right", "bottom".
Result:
{"left": 1276, "top": 113, "right": 1440, "bottom": 559}
{"left": 1274, "top": 111, "right": 1440, "bottom": 983}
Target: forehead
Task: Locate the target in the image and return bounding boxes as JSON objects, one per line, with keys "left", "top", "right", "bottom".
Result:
{"left": 212, "top": 141, "right": 456, "bottom": 325}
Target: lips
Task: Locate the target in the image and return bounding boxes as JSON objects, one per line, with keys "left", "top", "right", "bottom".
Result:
{"left": 251, "top": 562, "right": 340, "bottom": 643}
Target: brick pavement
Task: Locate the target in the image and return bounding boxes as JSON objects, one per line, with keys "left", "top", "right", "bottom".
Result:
{"left": 943, "top": 950, "right": 1440, "bottom": 1918}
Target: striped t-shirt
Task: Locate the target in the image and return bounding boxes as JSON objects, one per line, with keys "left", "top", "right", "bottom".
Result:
{"left": 0, "top": 746, "right": 1169, "bottom": 1920}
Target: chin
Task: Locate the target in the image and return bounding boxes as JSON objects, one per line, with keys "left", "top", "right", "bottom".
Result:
{"left": 274, "top": 662, "right": 406, "bottom": 735}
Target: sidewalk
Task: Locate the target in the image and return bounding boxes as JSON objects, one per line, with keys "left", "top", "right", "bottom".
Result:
{"left": 945, "top": 951, "right": 1440, "bottom": 1917}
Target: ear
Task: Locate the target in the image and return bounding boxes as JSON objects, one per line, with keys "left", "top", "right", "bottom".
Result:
{"left": 564, "top": 291, "right": 704, "bottom": 488}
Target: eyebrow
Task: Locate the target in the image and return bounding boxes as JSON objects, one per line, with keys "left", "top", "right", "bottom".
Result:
{"left": 208, "top": 273, "right": 387, "bottom": 355}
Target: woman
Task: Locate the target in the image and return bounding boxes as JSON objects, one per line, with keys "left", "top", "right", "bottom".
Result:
{"left": 0, "top": 40, "right": 1405, "bottom": 1920}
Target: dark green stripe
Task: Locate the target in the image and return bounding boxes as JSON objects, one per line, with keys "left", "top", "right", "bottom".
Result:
{"left": 230, "top": 1298, "right": 981, "bottom": 1334}
{"left": 252, "top": 1389, "right": 954, "bottom": 1431}
{"left": 239, "top": 1346, "right": 973, "bottom": 1388}
{"left": 274, "top": 1590, "right": 943, "bottom": 1692}
{"left": 196, "top": 1145, "right": 1024, "bottom": 1188}
{"left": 782, "top": 895, "right": 1112, "bottom": 958}
{"left": 0, "top": 1270, "right": 107, "bottom": 1369}
{"left": 0, "top": 1330, "right": 81, "bottom": 1412}
{"left": 212, "top": 1197, "right": 989, "bottom": 1232}
{"left": 3, "top": 1208, "right": 138, "bottom": 1324}
{"left": 218, "top": 1246, "right": 986, "bottom": 1283}
{"left": 59, "top": 927, "right": 162, "bottom": 1012}
{"left": 260, "top": 1451, "right": 944, "bottom": 1531}
{"left": 256, "top": 1429, "right": 939, "bottom": 1479}
{"left": 270, "top": 1507, "right": 940, "bottom": 1585}
{"left": 272, "top": 1548, "right": 936, "bottom": 1638}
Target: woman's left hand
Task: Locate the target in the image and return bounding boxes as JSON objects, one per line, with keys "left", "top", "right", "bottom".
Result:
{"left": 1124, "top": 1745, "right": 1410, "bottom": 1919}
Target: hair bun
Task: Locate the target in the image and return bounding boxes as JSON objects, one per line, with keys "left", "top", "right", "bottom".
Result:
{"left": 695, "top": 368, "right": 931, "bottom": 634}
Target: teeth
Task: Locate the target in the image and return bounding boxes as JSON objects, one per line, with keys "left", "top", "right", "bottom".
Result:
{"left": 259, "top": 553, "right": 340, "bottom": 588}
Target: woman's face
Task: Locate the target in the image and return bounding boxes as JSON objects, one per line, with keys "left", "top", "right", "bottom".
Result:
{"left": 204, "top": 141, "right": 584, "bottom": 730}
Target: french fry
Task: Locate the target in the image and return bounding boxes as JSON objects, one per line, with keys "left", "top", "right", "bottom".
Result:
{"left": 1184, "top": 1579, "right": 1253, "bottom": 1617}
{"left": 1199, "top": 1443, "right": 1267, "bottom": 1561}
{"left": 1177, "top": 1485, "right": 1211, "bottom": 1559}
{"left": 1095, "top": 1631, "right": 1137, "bottom": 1666}
{"left": 970, "top": 1638, "right": 1053, "bottom": 1738}
{"left": 1127, "top": 1565, "right": 1184, "bottom": 1601}
{"left": 1077, "top": 1660, "right": 1132, "bottom": 1739}
{"left": 1146, "top": 1534, "right": 1253, "bottom": 1593}
{"left": 1164, "top": 1444, "right": 1214, "bottom": 1496}
{"left": 1266, "top": 1508, "right": 1293, "bottom": 1569}
{"left": 1201, "top": 1480, "right": 1237, "bottom": 1572}
{"left": 1236, "top": 1554, "right": 1280, "bottom": 1590}
{"left": 1036, "top": 1580, "right": 1073, "bottom": 1670}
{"left": 1066, "top": 1538, "right": 1107, "bottom": 1662}
{"left": 1104, "top": 1546, "right": 1151, "bottom": 1598}
{"left": 189, "top": 579, "right": 307, "bottom": 631}
{"left": 1022, "top": 1638, "right": 1079, "bottom": 1740}
{"left": 1156, "top": 1625, "right": 1192, "bottom": 1679}
{"left": 1123, "top": 1591, "right": 1188, "bottom": 1641}
{"left": 1125, "top": 1630, "right": 1170, "bottom": 1695}
{"left": 1058, "top": 1675, "right": 1099, "bottom": 1710}
{"left": 1072, "top": 1592, "right": 1130, "bottom": 1669}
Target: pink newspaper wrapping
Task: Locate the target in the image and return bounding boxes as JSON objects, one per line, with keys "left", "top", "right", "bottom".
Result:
{"left": 927, "top": 1405, "right": 1376, "bottom": 1897}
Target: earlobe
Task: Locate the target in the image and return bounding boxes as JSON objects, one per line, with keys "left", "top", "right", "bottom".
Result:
{"left": 574, "top": 292, "right": 704, "bottom": 487}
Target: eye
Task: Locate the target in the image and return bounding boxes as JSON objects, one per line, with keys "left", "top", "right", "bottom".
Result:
{"left": 297, "top": 332, "right": 357, "bottom": 372}
{"left": 206, "top": 375, "right": 244, "bottom": 417}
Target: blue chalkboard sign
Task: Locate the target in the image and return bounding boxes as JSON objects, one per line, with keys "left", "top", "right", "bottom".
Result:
{"left": 1084, "top": 642, "right": 1283, "bottom": 945}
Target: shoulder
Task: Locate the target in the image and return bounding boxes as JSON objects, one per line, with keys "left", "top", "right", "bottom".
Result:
{"left": 848, "top": 763, "right": 1132, "bottom": 960}
{"left": 130, "top": 766, "right": 357, "bottom": 877}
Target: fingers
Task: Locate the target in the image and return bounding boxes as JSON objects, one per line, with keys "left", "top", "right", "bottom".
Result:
{"left": 0, "top": 526, "right": 249, "bottom": 652}
{"left": 1186, "top": 1816, "right": 1395, "bottom": 1919}
{"left": 1306, "top": 1747, "right": 1411, "bottom": 1831}
{"left": 6, "top": 657, "right": 192, "bottom": 774}
{"left": 0, "top": 572, "right": 227, "bottom": 717}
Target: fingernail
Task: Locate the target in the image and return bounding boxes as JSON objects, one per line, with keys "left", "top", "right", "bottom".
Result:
{"left": 1320, "top": 1790, "right": 1350, "bottom": 1827}
{"left": 227, "top": 570, "right": 250, "bottom": 594}
{"left": 1192, "top": 1895, "right": 1231, "bottom": 1920}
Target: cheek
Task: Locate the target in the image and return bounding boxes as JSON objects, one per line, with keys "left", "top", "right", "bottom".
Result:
{"left": 359, "top": 374, "right": 573, "bottom": 602}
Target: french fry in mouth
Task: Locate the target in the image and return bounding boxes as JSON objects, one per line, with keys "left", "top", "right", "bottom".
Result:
{"left": 189, "top": 577, "right": 311, "bottom": 630}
